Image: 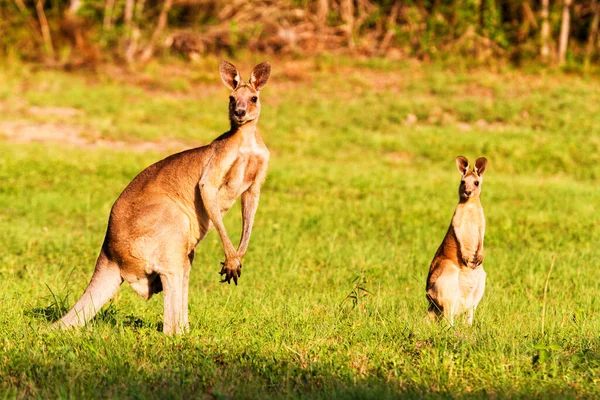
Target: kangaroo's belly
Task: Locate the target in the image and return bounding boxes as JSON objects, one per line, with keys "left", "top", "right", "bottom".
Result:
{"left": 459, "top": 266, "right": 486, "bottom": 308}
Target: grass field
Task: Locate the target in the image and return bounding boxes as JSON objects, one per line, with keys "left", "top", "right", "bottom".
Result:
{"left": 0, "top": 57, "right": 599, "bottom": 398}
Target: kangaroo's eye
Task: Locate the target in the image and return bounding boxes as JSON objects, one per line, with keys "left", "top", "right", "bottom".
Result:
{"left": 251, "top": 96, "right": 258, "bottom": 103}
{"left": 461, "top": 181, "right": 465, "bottom": 185}
{"left": 229, "top": 96, "right": 235, "bottom": 103}
{"left": 474, "top": 181, "right": 479, "bottom": 186}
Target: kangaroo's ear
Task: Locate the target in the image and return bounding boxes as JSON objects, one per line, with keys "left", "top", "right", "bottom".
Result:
{"left": 474, "top": 157, "right": 488, "bottom": 176}
{"left": 249, "top": 62, "right": 271, "bottom": 91}
{"left": 220, "top": 61, "right": 242, "bottom": 90}
{"left": 456, "top": 156, "right": 469, "bottom": 176}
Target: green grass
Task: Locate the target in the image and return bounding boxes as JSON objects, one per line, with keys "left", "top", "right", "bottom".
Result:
{"left": 0, "top": 57, "right": 599, "bottom": 398}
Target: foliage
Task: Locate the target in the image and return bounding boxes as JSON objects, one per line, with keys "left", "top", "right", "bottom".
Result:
{"left": 0, "top": 0, "right": 599, "bottom": 66}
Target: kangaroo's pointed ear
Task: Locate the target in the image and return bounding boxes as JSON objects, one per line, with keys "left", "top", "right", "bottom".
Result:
{"left": 456, "top": 156, "right": 469, "bottom": 176}
{"left": 474, "top": 157, "right": 488, "bottom": 176}
{"left": 220, "top": 61, "right": 242, "bottom": 90}
{"left": 249, "top": 62, "right": 271, "bottom": 91}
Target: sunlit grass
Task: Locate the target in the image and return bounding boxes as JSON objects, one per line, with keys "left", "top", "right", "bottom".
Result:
{"left": 0, "top": 58, "right": 599, "bottom": 398}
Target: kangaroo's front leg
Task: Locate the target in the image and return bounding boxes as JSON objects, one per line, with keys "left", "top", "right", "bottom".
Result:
{"left": 237, "top": 159, "right": 267, "bottom": 256}
{"left": 238, "top": 189, "right": 259, "bottom": 258}
{"left": 199, "top": 182, "right": 242, "bottom": 284}
{"left": 474, "top": 224, "right": 485, "bottom": 266}
{"left": 474, "top": 237, "right": 484, "bottom": 266}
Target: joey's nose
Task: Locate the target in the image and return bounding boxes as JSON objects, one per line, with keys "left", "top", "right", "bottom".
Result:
{"left": 235, "top": 109, "right": 246, "bottom": 117}
{"left": 465, "top": 191, "right": 472, "bottom": 196}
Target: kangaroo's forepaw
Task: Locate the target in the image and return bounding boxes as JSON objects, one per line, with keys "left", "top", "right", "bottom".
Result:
{"left": 219, "top": 258, "right": 242, "bottom": 285}
{"left": 473, "top": 253, "right": 484, "bottom": 267}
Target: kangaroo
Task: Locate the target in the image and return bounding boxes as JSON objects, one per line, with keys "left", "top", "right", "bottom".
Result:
{"left": 53, "top": 61, "right": 271, "bottom": 334}
{"left": 426, "top": 156, "right": 488, "bottom": 326}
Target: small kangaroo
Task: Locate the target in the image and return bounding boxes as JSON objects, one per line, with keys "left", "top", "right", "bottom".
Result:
{"left": 54, "top": 61, "right": 271, "bottom": 334}
{"left": 426, "top": 156, "right": 488, "bottom": 326}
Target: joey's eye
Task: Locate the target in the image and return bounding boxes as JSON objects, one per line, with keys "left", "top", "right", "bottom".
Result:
{"left": 251, "top": 96, "right": 258, "bottom": 103}
{"left": 461, "top": 181, "right": 465, "bottom": 185}
{"left": 474, "top": 181, "right": 479, "bottom": 186}
{"left": 229, "top": 96, "right": 235, "bottom": 103}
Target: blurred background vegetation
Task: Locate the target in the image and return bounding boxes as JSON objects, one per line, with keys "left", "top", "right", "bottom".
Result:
{"left": 1, "top": 0, "right": 599, "bottom": 69}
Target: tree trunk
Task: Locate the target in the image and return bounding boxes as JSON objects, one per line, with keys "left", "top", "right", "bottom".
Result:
{"left": 67, "top": 0, "right": 81, "bottom": 16}
{"left": 341, "top": 0, "right": 355, "bottom": 48}
{"left": 34, "top": 0, "right": 54, "bottom": 59}
{"left": 558, "top": 0, "right": 572, "bottom": 66}
{"left": 103, "top": 0, "right": 117, "bottom": 31}
{"left": 316, "top": 0, "right": 329, "bottom": 27}
{"left": 585, "top": 0, "right": 600, "bottom": 66}
{"left": 124, "top": 0, "right": 134, "bottom": 29}
{"left": 124, "top": 0, "right": 137, "bottom": 64}
{"left": 540, "top": 0, "right": 550, "bottom": 61}
{"left": 379, "top": 1, "right": 400, "bottom": 54}
{"left": 64, "top": 0, "right": 84, "bottom": 49}
{"left": 139, "top": 0, "right": 174, "bottom": 63}
{"left": 12, "top": 0, "right": 44, "bottom": 46}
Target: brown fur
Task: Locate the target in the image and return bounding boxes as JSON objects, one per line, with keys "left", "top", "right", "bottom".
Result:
{"left": 54, "top": 61, "right": 271, "bottom": 334}
{"left": 426, "top": 156, "right": 488, "bottom": 326}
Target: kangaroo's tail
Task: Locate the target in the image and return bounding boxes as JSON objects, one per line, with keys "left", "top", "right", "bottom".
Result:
{"left": 53, "top": 250, "right": 123, "bottom": 329}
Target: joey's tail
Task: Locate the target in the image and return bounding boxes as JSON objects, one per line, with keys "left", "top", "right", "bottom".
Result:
{"left": 53, "top": 250, "right": 123, "bottom": 329}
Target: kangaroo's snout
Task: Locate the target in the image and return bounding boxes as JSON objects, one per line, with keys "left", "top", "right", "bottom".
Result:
{"left": 228, "top": 89, "right": 259, "bottom": 125}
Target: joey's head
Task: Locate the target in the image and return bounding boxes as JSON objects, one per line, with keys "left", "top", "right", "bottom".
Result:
{"left": 219, "top": 61, "right": 271, "bottom": 128}
{"left": 456, "top": 156, "right": 488, "bottom": 201}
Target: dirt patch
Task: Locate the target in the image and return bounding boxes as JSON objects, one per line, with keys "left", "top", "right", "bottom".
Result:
{"left": 0, "top": 120, "right": 196, "bottom": 152}
{"left": 27, "top": 106, "right": 82, "bottom": 118}
{"left": 461, "top": 82, "right": 496, "bottom": 99}
{"left": 385, "top": 151, "right": 413, "bottom": 165}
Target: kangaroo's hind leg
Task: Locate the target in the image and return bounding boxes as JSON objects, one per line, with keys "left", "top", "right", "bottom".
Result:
{"left": 427, "top": 300, "right": 442, "bottom": 323}
{"left": 428, "top": 262, "right": 460, "bottom": 326}
{"left": 466, "top": 268, "right": 487, "bottom": 326}
{"left": 160, "top": 269, "right": 184, "bottom": 335}
{"left": 180, "top": 250, "right": 194, "bottom": 332}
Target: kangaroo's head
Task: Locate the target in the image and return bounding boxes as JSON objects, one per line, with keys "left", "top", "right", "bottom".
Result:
{"left": 219, "top": 61, "right": 271, "bottom": 128}
{"left": 456, "top": 156, "right": 488, "bottom": 201}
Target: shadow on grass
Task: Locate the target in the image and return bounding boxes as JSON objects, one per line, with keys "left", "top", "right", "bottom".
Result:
{"left": 2, "top": 327, "right": 594, "bottom": 400}
{"left": 26, "top": 301, "right": 163, "bottom": 332}
{"left": 18, "top": 294, "right": 596, "bottom": 398}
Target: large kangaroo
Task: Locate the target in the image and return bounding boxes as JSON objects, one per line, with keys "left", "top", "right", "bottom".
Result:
{"left": 54, "top": 61, "right": 271, "bottom": 334}
{"left": 426, "top": 156, "right": 488, "bottom": 326}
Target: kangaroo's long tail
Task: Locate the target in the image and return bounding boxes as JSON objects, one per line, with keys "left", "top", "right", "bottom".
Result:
{"left": 53, "top": 250, "right": 123, "bottom": 329}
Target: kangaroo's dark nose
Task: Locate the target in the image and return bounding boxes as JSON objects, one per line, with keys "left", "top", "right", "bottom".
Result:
{"left": 465, "top": 191, "right": 472, "bottom": 196}
{"left": 235, "top": 109, "right": 246, "bottom": 117}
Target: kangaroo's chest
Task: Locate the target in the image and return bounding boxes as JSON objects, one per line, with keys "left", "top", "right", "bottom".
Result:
{"left": 218, "top": 153, "right": 264, "bottom": 211}
{"left": 459, "top": 220, "right": 480, "bottom": 254}
{"left": 454, "top": 206, "right": 484, "bottom": 256}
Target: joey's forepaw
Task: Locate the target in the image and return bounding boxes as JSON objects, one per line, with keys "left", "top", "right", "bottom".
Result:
{"left": 219, "top": 259, "right": 242, "bottom": 285}
{"left": 461, "top": 256, "right": 471, "bottom": 267}
{"left": 474, "top": 253, "right": 484, "bottom": 267}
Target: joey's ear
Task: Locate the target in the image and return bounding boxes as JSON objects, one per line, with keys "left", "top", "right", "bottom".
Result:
{"left": 249, "top": 62, "right": 271, "bottom": 91}
{"left": 220, "top": 61, "right": 241, "bottom": 90}
{"left": 474, "top": 157, "right": 488, "bottom": 176}
{"left": 456, "top": 156, "right": 469, "bottom": 176}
